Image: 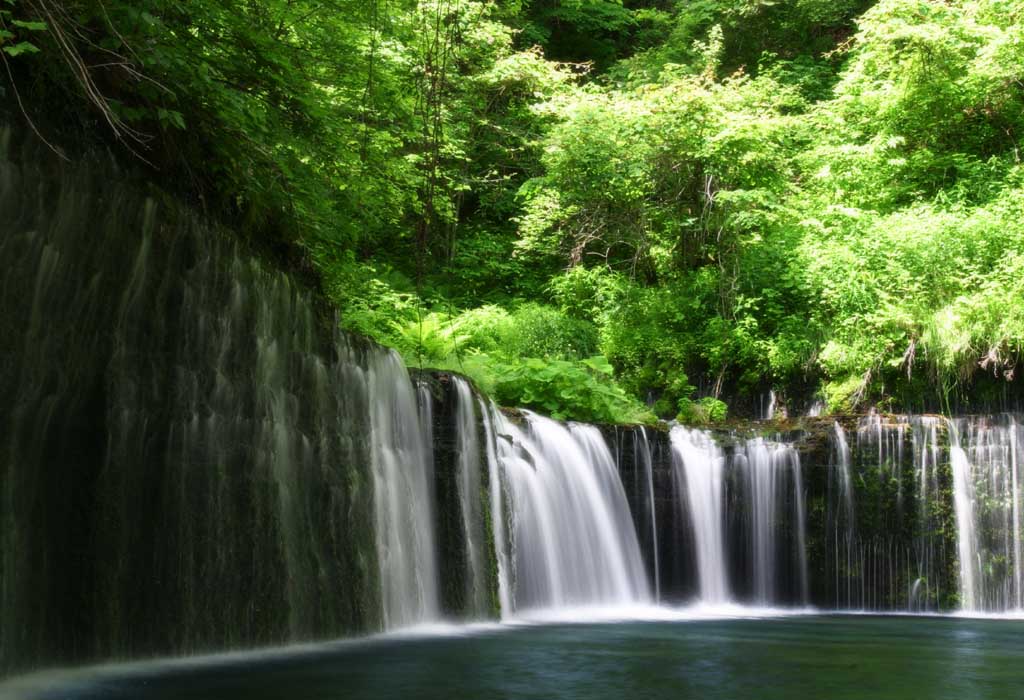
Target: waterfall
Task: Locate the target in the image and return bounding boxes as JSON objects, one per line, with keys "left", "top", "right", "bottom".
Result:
{"left": 837, "top": 412, "right": 1024, "bottom": 612}
{"left": 948, "top": 421, "right": 979, "bottom": 612}
{"left": 669, "top": 426, "right": 730, "bottom": 604}
{"left": 793, "top": 452, "right": 810, "bottom": 605}
{"left": 834, "top": 423, "right": 854, "bottom": 522}
{"left": 609, "top": 427, "right": 661, "bottom": 604}
{"left": 741, "top": 440, "right": 776, "bottom": 604}
{"left": 371, "top": 366, "right": 440, "bottom": 630}
{"left": 451, "top": 378, "right": 490, "bottom": 618}
{"left": 481, "top": 401, "right": 513, "bottom": 618}
{"left": 1014, "top": 419, "right": 1023, "bottom": 612}
{"left": 16, "top": 124, "right": 1024, "bottom": 675}
{"left": 491, "top": 411, "right": 649, "bottom": 611}
{"left": 736, "top": 438, "right": 808, "bottom": 605}
{"left": 948, "top": 415, "right": 1024, "bottom": 612}
{"left": 763, "top": 391, "right": 777, "bottom": 421}
{"left": 911, "top": 417, "right": 943, "bottom": 611}
{"left": 638, "top": 428, "right": 661, "bottom": 603}
{"left": 830, "top": 422, "right": 855, "bottom": 608}
{"left": 836, "top": 413, "right": 944, "bottom": 610}
{"left": 859, "top": 411, "right": 908, "bottom": 508}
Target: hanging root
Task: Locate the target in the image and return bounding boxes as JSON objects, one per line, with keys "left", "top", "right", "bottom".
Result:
{"left": 6, "top": 0, "right": 172, "bottom": 163}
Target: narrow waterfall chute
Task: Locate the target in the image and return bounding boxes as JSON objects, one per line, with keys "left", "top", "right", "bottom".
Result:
{"left": 912, "top": 416, "right": 943, "bottom": 611}
{"left": 451, "top": 378, "right": 490, "bottom": 618}
{"left": 1012, "top": 418, "right": 1022, "bottom": 611}
{"left": 481, "top": 401, "right": 513, "bottom": 618}
{"left": 638, "top": 428, "right": 661, "bottom": 603}
{"left": 834, "top": 422, "right": 854, "bottom": 524}
{"left": 670, "top": 426, "right": 730, "bottom": 604}
{"left": 830, "top": 421, "right": 856, "bottom": 609}
{"left": 737, "top": 438, "right": 808, "bottom": 606}
{"left": 792, "top": 452, "right": 810, "bottom": 605}
{"left": 369, "top": 354, "right": 440, "bottom": 629}
{"left": 949, "top": 425, "right": 978, "bottom": 612}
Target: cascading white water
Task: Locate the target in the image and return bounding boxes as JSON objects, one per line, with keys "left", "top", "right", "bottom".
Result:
{"left": 790, "top": 450, "right": 806, "bottom": 605}
{"left": 744, "top": 440, "right": 777, "bottom": 604}
{"left": 948, "top": 421, "right": 979, "bottom": 612}
{"left": 948, "top": 415, "right": 1024, "bottom": 612}
{"left": 669, "top": 426, "right": 730, "bottom": 604}
{"left": 792, "top": 452, "right": 810, "bottom": 604}
{"left": 481, "top": 401, "right": 513, "bottom": 618}
{"left": 763, "top": 391, "right": 777, "bottom": 421}
{"left": 737, "top": 438, "right": 808, "bottom": 605}
{"left": 368, "top": 354, "right": 439, "bottom": 629}
{"left": 452, "top": 378, "right": 490, "bottom": 617}
{"left": 830, "top": 422, "right": 857, "bottom": 609}
{"left": 637, "top": 428, "right": 661, "bottom": 602}
{"left": 834, "top": 423, "right": 854, "bottom": 522}
{"left": 851, "top": 412, "right": 1024, "bottom": 612}
{"left": 491, "top": 411, "right": 649, "bottom": 612}
{"left": 806, "top": 400, "right": 826, "bottom": 418}
{"left": 912, "top": 416, "right": 943, "bottom": 609}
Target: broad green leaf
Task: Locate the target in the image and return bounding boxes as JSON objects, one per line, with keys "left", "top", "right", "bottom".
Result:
{"left": 3, "top": 41, "right": 39, "bottom": 56}
{"left": 11, "top": 19, "right": 46, "bottom": 31}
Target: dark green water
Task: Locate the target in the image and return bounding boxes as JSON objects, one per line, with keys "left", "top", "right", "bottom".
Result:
{"left": 8, "top": 615, "right": 1024, "bottom": 700}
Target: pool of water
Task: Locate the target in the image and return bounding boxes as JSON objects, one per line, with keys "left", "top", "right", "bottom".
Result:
{"left": 5, "top": 613, "right": 1024, "bottom": 699}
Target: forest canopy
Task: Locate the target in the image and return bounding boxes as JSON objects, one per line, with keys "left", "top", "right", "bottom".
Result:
{"left": 4, "top": 0, "right": 1024, "bottom": 422}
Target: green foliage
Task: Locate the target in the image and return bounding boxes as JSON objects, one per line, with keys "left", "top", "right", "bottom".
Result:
{"left": 516, "top": 0, "right": 1024, "bottom": 415}
{"left": 319, "top": 254, "right": 646, "bottom": 420}
{"left": 0, "top": 2, "right": 46, "bottom": 58}
{"left": 612, "top": 0, "right": 870, "bottom": 84}
{"left": 391, "top": 313, "right": 471, "bottom": 366}
{"left": 414, "top": 304, "right": 646, "bottom": 423}
{"left": 490, "top": 355, "right": 654, "bottom": 423}
{"left": 497, "top": 303, "right": 599, "bottom": 359}
{"left": 12, "top": 0, "right": 1024, "bottom": 422}
{"left": 677, "top": 396, "right": 729, "bottom": 424}
{"left": 320, "top": 257, "right": 420, "bottom": 348}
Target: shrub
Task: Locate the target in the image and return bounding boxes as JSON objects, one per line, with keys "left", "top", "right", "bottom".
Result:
{"left": 490, "top": 355, "right": 655, "bottom": 424}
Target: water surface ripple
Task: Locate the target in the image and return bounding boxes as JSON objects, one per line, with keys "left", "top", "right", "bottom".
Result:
{"left": 6, "top": 613, "right": 1023, "bottom": 700}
